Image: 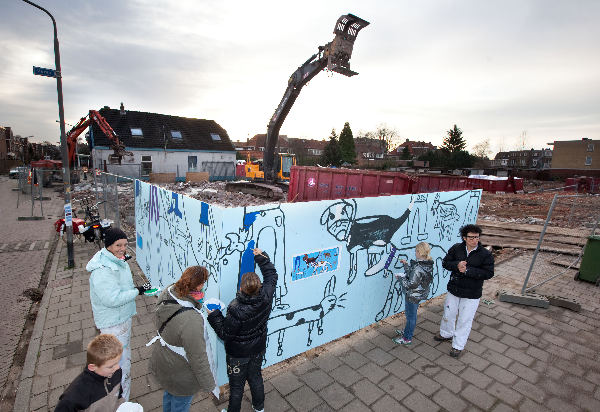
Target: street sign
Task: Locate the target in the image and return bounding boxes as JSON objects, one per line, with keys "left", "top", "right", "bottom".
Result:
{"left": 33, "top": 66, "right": 56, "bottom": 77}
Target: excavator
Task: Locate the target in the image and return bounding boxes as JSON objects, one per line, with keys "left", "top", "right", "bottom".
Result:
{"left": 244, "top": 153, "right": 297, "bottom": 181}
{"left": 66, "top": 109, "right": 132, "bottom": 168}
{"left": 227, "top": 13, "right": 369, "bottom": 198}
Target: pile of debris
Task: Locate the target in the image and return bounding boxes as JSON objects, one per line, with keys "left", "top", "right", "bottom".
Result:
{"left": 161, "top": 181, "right": 283, "bottom": 208}
{"left": 479, "top": 189, "right": 600, "bottom": 229}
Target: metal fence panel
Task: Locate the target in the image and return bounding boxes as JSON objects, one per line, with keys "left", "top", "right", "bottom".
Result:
{"left": 107, "top": 163, "right": 141, "bottom": 180}
{"left": 521, "top": 194, "right": 600, "bottom": 293}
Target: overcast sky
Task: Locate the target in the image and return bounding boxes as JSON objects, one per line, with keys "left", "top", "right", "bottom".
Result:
{"left": 1, "top": 0, "right": 599, "bottom": 155}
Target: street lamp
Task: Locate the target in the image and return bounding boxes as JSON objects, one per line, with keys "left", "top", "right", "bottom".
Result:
{"left": 22, "top": 0, "right": 74, "bottom": 268}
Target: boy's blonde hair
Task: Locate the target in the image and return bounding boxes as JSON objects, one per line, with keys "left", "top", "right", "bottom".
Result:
{"left": 415, "top": 242, "right": 432, "bottom": 261}
{"left": 87, "top": 334, "right": 123, "bottom": 366}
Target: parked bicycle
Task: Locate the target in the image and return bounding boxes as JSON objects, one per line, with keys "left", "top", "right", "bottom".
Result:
{"left": 54, "top": 197, "right": 113, "bottom": 248}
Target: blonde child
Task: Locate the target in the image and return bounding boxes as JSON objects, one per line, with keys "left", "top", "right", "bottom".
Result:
{"left": 56, "top": 334, "right": 132, "bottom": 411}
{"left": 393, "top": 242, "right": 434, "bottom": 345}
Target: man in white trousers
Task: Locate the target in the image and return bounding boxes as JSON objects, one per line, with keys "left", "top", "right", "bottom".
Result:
{"left": 434, "top": 224, "right": 494, "bottom": 358}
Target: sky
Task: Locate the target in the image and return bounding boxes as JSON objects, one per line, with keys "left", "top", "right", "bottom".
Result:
{"left": 1, "top": 0, "right": 599, "bottom": 156}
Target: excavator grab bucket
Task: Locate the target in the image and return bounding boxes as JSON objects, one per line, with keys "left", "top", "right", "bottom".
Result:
{"left": 327, "top": 13, "right": 370, "bottom": 76}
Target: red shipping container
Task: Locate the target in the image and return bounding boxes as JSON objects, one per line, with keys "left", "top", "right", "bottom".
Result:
{"left": 288, "top": 166, "right": 413, "bottom": 202}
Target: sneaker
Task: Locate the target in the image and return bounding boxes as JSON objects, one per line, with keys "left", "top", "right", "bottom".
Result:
{"left": 433, "top": 333, "right": 452, "bottom": 342}
{"left": 392, "top": 336, "right": 412, "bottom": 345}
{"left": 253, "top": 409, "right": 264, "bottom": 412}
{"left": 449, "top": 348, "right": 462, "bottom": 358}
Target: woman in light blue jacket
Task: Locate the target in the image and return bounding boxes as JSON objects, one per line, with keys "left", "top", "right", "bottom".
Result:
{"left": 87, "top": 228, "right": 149, "bottom": 401}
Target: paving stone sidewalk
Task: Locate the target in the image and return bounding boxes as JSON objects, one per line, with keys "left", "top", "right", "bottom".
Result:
{"left": 13, "top": 239, "right": 600, "bottom": 411}
{"left": 0, "top": 176, "right": 64, "bottom": 395}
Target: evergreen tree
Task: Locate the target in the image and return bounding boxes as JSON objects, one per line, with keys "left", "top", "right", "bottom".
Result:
{"left": 321, "top": 129, "right": 342, "bottom": 167}
{"left": 441, "top": 124, "right": 466, "bottom": 153}
{"left": 401, "top": 146, "right": 411, "bottom": 160}
{"left": 338, "top": 122, "right": 356, "bottom": 164}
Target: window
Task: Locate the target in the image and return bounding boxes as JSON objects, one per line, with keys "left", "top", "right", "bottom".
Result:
{"left": 141, "top": 155, "right": 152, "bottom": 176}
{"left": 188, "top": 156, "right": 197, "bottom": 171}
{"left": 131, "top": 128, "right": 143, "bottom": 137}
{"left": 108, "top": 154, "right": 120, "bottom": 164}
{"left": 210, "top": 133, "right": 221, "bottom": 141}
{"left": 585, "top": 156, "right": 592, "bottom": 166}
{"left": 588, "top": 143, "right": 595, "bottom": 152}
{"left": 171, "top": 130, "right": 182, "bottom": 139}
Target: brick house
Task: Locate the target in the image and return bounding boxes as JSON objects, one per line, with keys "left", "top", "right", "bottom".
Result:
{"left": 550, "top": 138, "right": 598, "bottom": 170}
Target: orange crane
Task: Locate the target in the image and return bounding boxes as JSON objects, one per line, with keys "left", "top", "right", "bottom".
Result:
{"left": 66, "top": 110, "right": 131, "bottom": 167}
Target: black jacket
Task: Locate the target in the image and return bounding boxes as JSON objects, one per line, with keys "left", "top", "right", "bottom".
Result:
{"left": 443, "top": 242, "right": 494, "bottom": 299}
{"left": 54, "top": 368, "right": 122, "bottom": 412}
{"left": 208, "top": 253, "right": 278, "bottom": 358}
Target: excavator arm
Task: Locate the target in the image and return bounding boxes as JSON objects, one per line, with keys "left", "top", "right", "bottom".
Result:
{"left": 66, "top": 110, "right": 131, "bottom": 167}
{"left": 263, "top": 13, "right": 369, "bottom": 182}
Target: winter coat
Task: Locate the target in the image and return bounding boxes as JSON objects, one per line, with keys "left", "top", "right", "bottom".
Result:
{"left": 149, "top": 286, "right": 214, "bottom": 396}
{"left": 87, "top": 248, "right": 138, "bottom": 329}
{"left": 208, "top": 253, "right": 278, "bottom": 358}
{"left": 401, "top": 259, "right": 434, "bottom": 304}
{"left": 443, "top": 242, "right": 494, "bottom": 299}
{"left": 54, "top": 367, "right": 123, "bottom": 412}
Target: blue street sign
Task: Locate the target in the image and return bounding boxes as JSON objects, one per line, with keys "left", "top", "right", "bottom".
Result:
{"left": 33, "top": 66, "right": 56, "bottom": 77}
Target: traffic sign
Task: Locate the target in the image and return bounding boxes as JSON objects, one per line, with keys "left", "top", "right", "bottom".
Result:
{"left": 33, "top": 66, "right": 56, "bottom": 77}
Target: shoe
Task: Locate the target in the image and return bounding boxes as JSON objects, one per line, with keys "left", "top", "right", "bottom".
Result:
{"left": 221, "top": 409, "right": 227, "bottom": 412}
{"left": 433, "top": 333, "right": 452, "bottom": 342}
{"left": 253, "top": 409, "right": 264, "bottom": 412}
{"left": 449, "top": 348, "right": 462, "bottom": 358}
{"left": 392, "top": 336, "right": 412, "bottom": 345}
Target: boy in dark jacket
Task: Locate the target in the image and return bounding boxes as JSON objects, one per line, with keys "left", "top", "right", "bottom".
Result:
{"left": 55, "top": 334, "right": 125, "bottom": 412}
{"left": 208, "top": 248, "right": 278, "bottom": 412}
{"left": 434, "top": 224, "right": 494, "bottom": 358}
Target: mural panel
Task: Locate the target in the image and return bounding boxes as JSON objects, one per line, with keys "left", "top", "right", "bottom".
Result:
{"left": 135, "top": 180, "right": 481, "bottom": 384}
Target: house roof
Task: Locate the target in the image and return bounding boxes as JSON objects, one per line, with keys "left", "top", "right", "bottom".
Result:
{"left": 394, "top": 139, "right": 436, "bottom": 154}
{"left": 90, "top": 107, "right": 235, "bottom": 152}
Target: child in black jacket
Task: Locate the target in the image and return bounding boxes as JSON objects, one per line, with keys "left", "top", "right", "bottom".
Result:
{"left": 208, "top": 248, "right": 278, "bottom": 412}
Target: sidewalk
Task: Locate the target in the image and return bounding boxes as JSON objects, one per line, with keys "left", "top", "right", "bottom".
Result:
{"left": 0, "top": 176, "right": 65, "bottom": 401}
{"left": 13, "top": 238, "right": 600, "bottom": 411}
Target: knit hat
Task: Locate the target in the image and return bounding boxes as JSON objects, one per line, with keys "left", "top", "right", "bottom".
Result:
{"left": 103, "top": 228, "right": 128, "bottom": 248}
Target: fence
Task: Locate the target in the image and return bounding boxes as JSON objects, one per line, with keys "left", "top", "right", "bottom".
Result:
{"left": 70, "top": 171, "right": 137, "bottom": 241}
{"left": 520, "top": 193, "right": 600, "bottom": 293}
{"left": 106, "top": 163, "right": 141, "bottom": 180}
{"left": 15, "top": 167, "right": 55, "bottom": 219}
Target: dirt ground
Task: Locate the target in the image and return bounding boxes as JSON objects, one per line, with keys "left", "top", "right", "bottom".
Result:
{"left": 479, "top": 181, "right": 600, "bottom": 228}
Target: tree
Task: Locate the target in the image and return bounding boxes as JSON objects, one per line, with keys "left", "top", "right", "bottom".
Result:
{"left": 400, "top": 146, "right": 411, "bottom": 160}
{"left": 338, "top": 122, "right": 356, "bottom": 164}
{"left": 472, "top": 138, "right": 491, "bottom": 158}
{"left": 441, "top": 124, "right": 466, "bottom": 153}
{"left": 360, "top": 123, "right": 399, "bottom": 155}
{"left": 321, "top": 129, "right": 342, "bottom": 167}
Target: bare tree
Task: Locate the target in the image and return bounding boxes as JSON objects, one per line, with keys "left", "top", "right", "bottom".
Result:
{"left": 472, "top": 138, "right": 491, "bottom": 158}
{"left": 359, "top": 123, "right": 400, "bottom": 155}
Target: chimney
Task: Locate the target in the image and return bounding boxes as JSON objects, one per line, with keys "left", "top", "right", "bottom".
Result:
{"left": 120, "top": 102, "right": 126, "bottom": 116}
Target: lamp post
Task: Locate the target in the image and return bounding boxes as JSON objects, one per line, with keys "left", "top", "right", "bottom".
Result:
{"left": 23, "top": 0, "right": 74, "bottom": 268}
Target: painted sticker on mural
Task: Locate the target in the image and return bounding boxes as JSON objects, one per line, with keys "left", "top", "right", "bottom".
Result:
{"left": 291, "top": 247, "right": 339, "bottom": 281}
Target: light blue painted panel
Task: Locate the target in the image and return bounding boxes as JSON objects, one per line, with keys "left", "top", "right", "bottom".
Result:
{"left": 135, "top": 180, "right": 482, "bottom": 385}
